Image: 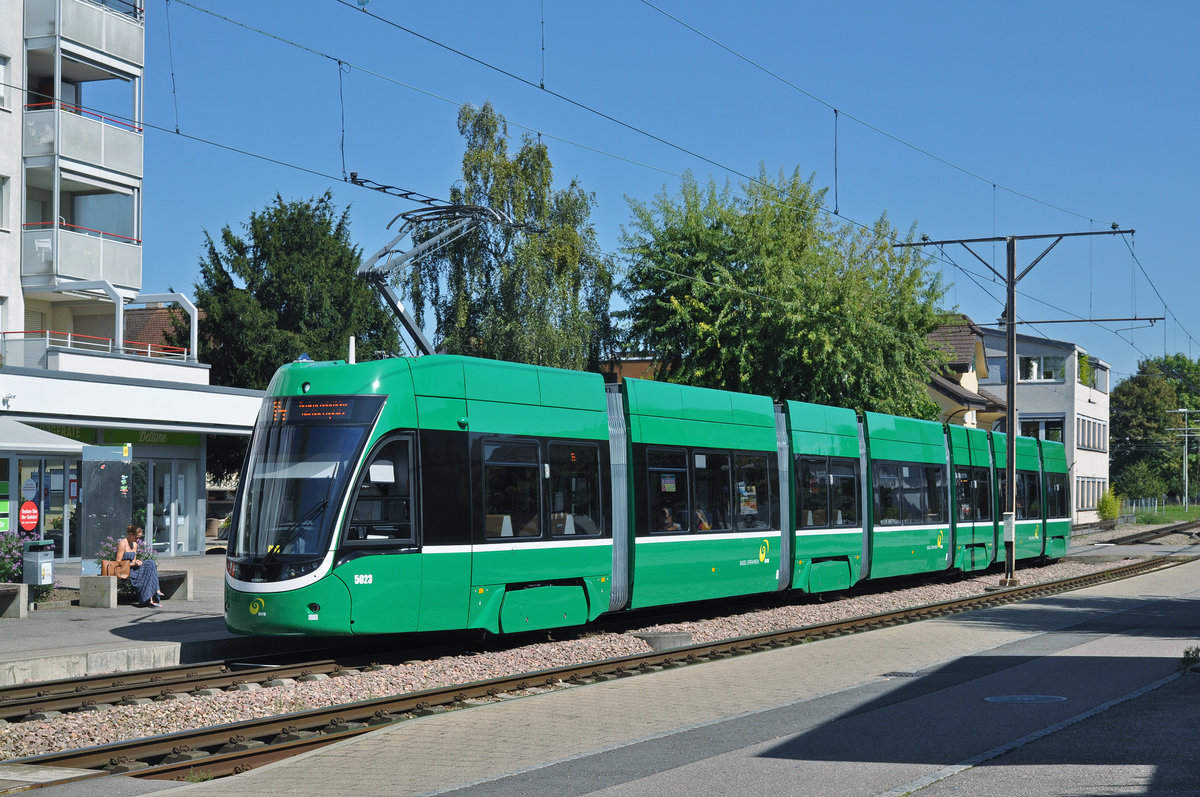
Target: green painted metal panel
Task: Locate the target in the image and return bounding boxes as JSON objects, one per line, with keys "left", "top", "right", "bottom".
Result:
{"left": 1015, "top": 435, "right": 1041, "bottom": 471}
{"left": 787, "top": 401, "right": 859, "bottom": 458}
{"left": 538, "top": 367, "right": 608, "bottom": 412}
{"left": 630, "top": 533, "right": 780, "bottom": 608}
{"left": 863, "top": 412, "right": 945, "bottom": 464}
{"left": 225, "top": 576, "right": 353, "bottom": 636}
{"left": 808, "top": 560, "right": 852, "bottom": 592}
{"left": 0, "top": 519, "right": 8, "bottom": 532}
{"left": 629, "top": 413, "right": 776, "bottom": 450}
{"left": 464, "top": 358, "right": 541, "bottom": 405}
{"left": 330, "top": 555, "right": 422, "bottom": 635}
{"left": 1041, "top": 440, "right": 1068, "bottom": 473}
{"left": 468, "top": 585, "right": 504, "bottom": 633}
{"left": 793, "top": 530, "right": 864, "bottom": 592}
{"left": 471, "top": 543, "right": 611, "bottom": 587}
{"left": 626, "top": 379, "right": 775, "bottom": 428}
{"left": 417, "top": 551, "right": 472, "bottom": 631}
{"left": 991, "top": 432, "right": 1037, "bottom": 470}
{"left": 409, "top": 356, "right": 466, "bottom": 398}
{"left": 467, "top": 401, "right": 607, "bottom": 439}
{"left": 498, "top": 585, "right": 589, "bottom": 632}
{"left": 414, "top": 396, "right": 468, "bottom": 432}
{"left": 1044, "top": 518, "right": 1070, "bottom": 559}
{"left": 868, "top": 527, "right": 953, "bottom": 579}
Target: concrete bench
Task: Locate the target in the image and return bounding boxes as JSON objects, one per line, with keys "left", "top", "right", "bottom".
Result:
{"left": 0, "top": 583, "right": 29, "bottom": 619}
{"left": 80, "top": 570, "right": 192, "bottom": 609}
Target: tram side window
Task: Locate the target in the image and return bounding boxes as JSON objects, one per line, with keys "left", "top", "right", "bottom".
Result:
{"left": 973, "top": 468, "right": 992, "bottom": 521}
{"left": 955, "top": 468, "right": 973, "bottom": 522}
{"left": 900, "top": 466, "right": 925, "bottom": 524}
{"left": 735, "top": 454, "right": 772, "bottom": 531}
{"left": 648, "top": 449, "right": 689, "bottom": 532}
{"left": 830, "top": 460, "right": 858, "bottom": 527}
{"left": 1018, "top": 471, "right": 1042, "bottom": 519}
{"left": 799, "top": 458, "right": 829, "bottom": 528}
{"left": 347, "top": 438, "right": 414, "bottom": 545}
{"left": 693, "top": 451, "right": 731, "bottom": 531}
{"left": 875, "top": 464, "right": 902, "bottom": 525}
{"left": 1045, "top": 472, "right": 1069, "bottom": 518}
{"left": 549, "top": 443, "right": 603, "bottom": 537}
{"left": 484, "top": 441, "right": 542, "bottom": 538}
{"left": 924, "top": 466, "right": 947, "bottom": 523}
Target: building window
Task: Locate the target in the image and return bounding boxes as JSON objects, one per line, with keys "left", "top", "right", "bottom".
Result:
{"left": 1019, "top": 355, "right": 1066, "bottom": 381}
{"left": 0, "top": 56, "right": 8, "bottom": 109}
{"left": 1020, "top": 417, "right": 1065, "bottom": 442}
{"left": 0, "top": 175, "right": 9, "bottom": 231}
{"left": 1077, "top": 416, "right": 1107, "bottom": 452}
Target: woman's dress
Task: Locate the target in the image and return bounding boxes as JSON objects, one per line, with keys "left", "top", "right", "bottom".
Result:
{"left": 123, "top": 548, "right": 161, "bottom": 606}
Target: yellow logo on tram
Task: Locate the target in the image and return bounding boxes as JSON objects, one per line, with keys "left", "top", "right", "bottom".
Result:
{"left": 759, "top": 539, "right": 770, "bottom": 563}
{"left": 249, "top": 597, "right": 265, "bottom": 616}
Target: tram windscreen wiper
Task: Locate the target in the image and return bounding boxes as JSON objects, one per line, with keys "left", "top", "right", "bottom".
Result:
{"left": 263, "top": 498, "right": 328, "bottom": 563}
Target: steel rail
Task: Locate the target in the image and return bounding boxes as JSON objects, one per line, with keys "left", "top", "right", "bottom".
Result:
{"left": 0, "top": 660, "right": 343, "bottom": 724}
{"left": 10, "top": 555, "right": 1186, "bottom": 783}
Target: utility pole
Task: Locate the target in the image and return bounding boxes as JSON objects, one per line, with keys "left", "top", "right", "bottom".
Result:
{"left": 897, "top": 228, "right": 1133, "bottom": 587}
{"left": 1168, "top": 409, "right": 1195, "bottom": 511}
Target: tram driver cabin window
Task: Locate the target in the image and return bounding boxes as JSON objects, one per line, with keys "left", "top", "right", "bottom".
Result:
{"left": 347, "top": 438, "right": 414, "bottom": 545}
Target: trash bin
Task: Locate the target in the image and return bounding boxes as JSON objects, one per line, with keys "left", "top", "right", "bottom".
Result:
{"left": 22, "top": 539, "right": 54, "bottom": 586}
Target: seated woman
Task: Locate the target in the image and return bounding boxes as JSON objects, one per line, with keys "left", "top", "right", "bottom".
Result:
{"left": 116, "top": 525, "right": 163, "bottom": 608}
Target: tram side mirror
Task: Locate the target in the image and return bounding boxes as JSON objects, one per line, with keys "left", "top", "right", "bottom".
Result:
{"left": 368, "top": 460, "right": 395, "bottom": 484}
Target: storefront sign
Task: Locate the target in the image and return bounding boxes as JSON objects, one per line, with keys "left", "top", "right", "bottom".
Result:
{"left": 31, "top": 425, "right": 98, "bottom": 444}
{"left": 103, "top": 430, "right": 201, "bottom": 447}
{"left": 19, "top": 501, "right": 39, "bottom": 531}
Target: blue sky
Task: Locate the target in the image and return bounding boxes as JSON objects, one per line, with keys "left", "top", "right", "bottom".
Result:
{"left": 130, "top": 0, "right": 1198, "bottom": 384}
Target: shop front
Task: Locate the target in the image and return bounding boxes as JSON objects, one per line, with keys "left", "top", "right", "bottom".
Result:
{"left": 11, "top": 425, "right": 206, "bottom": 562}
{"left": 0, "top": 420, "right": 84, "bottom": 562}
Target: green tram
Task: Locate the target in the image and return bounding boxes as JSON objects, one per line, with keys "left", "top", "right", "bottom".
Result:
{"left": 225, "top": 354, "right": 1071, "bottom": 636}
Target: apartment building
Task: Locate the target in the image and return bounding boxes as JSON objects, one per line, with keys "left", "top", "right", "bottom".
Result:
{"left": 0, "top": 0, "right": 260, "bottom": 563}
{"left": 977, "top": 327, "right": 1110, "bottom": 525}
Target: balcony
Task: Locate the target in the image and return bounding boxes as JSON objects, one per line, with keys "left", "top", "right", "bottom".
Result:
{"left": 22, "top": 223, "right": 141, "bottom": 291}
{"left": 24, "top": 104, "right": 143, "bottom": 178}
{"left": 25, "top": 0, "right": 145, "bottom": 68}
{"left": 0, "top": 330, "right": 207, "bottom": 385}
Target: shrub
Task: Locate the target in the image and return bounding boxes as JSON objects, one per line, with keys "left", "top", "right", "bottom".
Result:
{"left": 1097, "top": 489, "right": 1122, "bottom": 521}
{"left": 0, "top": 530, "right": 54, "bottom": 584}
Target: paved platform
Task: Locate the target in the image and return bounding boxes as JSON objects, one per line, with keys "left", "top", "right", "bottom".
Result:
{"left": 0, "top": 553, "right": 311, "bottom": 686}
{"left": 3, "top": 540, "right": 1199, "bottom": 795}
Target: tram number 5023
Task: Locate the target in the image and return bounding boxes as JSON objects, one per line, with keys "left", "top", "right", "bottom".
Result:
{"left": 354, "top": 574, "right": 374, "bottom": 585}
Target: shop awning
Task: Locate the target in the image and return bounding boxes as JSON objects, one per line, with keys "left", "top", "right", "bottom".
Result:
{"left": 0, "top": 419, "right": 85, "bottom": 455}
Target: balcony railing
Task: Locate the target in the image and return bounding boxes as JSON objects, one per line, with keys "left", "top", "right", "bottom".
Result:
{"left": 0, "top": 330, "right": 189, "bottom": 369}
{"left": 22, "top": 223, "right": 142, "bottom": 290}
{"left": 25, "top": 0, "right": 145, "bottom": 64}
{"left": 24, "top": 105, "right": 143, "bottom": 177}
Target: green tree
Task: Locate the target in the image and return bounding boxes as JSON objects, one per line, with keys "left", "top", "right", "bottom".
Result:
{"left": 1110, "top": 362, "right": 1179, "bottom": 497}
{"left": 1113, "top": 459, "right": 1166, "bottom": 501}
{"left": 620, "top": 168, "right": 945, "bottom": 417}
{"left": 176, "top": 192, "right": 399, "bottom": 478}
{"left": 406, "top": 102, "right": 618, "bottom": 371}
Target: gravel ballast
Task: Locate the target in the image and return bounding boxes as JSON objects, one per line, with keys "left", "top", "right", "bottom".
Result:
{"left": 0, "top": 554, "right": 1154, "bottom": 761}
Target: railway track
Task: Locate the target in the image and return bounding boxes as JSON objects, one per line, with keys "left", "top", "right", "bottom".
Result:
{"left": 1094, "top": 519, "right": 1200, "bottom": 546}
{"left": 7, "top": 554, "right": 1186, "bottom": 785}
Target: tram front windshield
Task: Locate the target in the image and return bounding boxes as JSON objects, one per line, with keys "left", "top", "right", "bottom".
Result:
{"left": 232, "top": 396, "right": 384, "bottom": 570}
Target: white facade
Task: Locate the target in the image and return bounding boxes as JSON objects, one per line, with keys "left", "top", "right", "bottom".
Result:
{"left": 979, "top": 328, "right": 1110, "bottom": 524}
{"left": 0, "top": 1, "right": 261, "bottom": 562}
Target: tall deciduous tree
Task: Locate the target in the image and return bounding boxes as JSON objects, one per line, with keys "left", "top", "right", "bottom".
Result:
{"left": 177, "top": 191, "right": 399, "bottom": 478}
{"left": 1110, "top": 362, "right": 1179, "bottom": 498}
{"left": 406, "top": 102, "right": 618, "bottom": 371}
{"left": 620, "top": 169, "right": 945, "bottom": 417}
